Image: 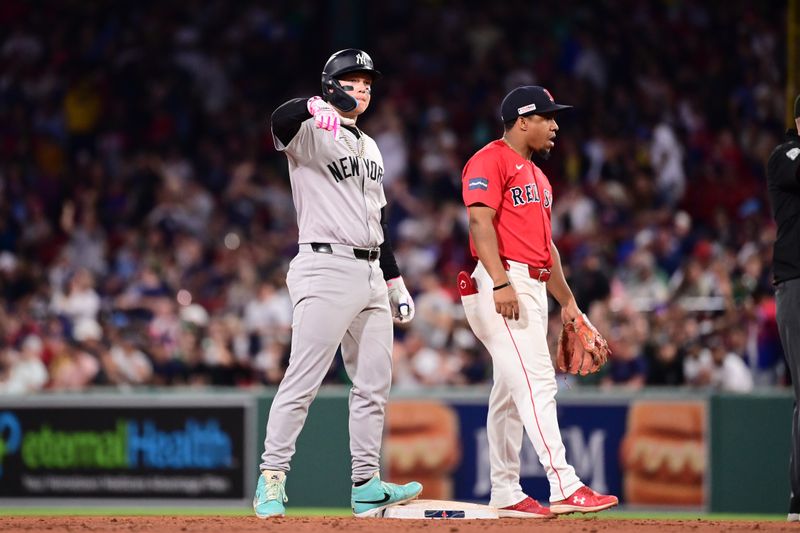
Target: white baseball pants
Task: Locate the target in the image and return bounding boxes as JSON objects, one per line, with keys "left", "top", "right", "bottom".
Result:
{"left": 260, "top": 247, "right": 393, "bottom": 482}
{"left": 462, "top": 260, "right": 583, "bottom": 506}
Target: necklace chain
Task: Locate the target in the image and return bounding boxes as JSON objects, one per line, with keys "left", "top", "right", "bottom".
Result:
{"left": 502, "top": 135, "right": 530, "bottom": 160}
{"left": 341, "top": 127, "right": 365, "bottom": 157}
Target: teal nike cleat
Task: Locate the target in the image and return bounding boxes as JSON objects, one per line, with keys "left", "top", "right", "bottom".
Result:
{"left": 253, "top": 470, "right": 287, "bottom": 518}
{"left": 351, "top": 473, "right": 423, "bottom": 517}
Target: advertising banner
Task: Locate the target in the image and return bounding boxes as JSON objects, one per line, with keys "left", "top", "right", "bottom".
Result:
{"left": 0, "top": 395, "right": 253, "bottom": 502}
{"left": 385, "top": 395, "right": 707, "bottom": 509}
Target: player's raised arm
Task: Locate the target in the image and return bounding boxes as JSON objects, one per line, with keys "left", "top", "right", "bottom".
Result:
{"left": 270, "top": 98, "right": 312, "bottom": 149}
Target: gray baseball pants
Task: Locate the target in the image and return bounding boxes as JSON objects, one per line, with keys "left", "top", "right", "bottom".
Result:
{"left": 260, "top": 244, "right": 393, "bottom": 482}
{"left": 776, "top": 278, "right": 800, "bottom": 515}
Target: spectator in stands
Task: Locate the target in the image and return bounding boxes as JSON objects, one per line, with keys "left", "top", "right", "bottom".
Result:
{"left": 0, "top": 335, "right": 49, "bottom": 393}
{"left": 102, "top": 330, "right": 153, "bottom": 386}
{"left": 0, "top": 2, "right": 787, "bottom": 391}
{"left": 684, "top": 338, "right": 715, "bottom": 389}
{"left": 709, "top": 337, "right": 754, "bottom": 393}
{"left": 646, "top": 341, "right": 686, "bottom": 387}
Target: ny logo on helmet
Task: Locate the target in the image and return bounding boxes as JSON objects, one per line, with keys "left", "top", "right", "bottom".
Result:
{"left": 355, "top": 52, "right": 368, "bottom": 65}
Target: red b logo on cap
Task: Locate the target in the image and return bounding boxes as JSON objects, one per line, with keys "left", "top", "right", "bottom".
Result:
{"left": 543, "top": 88, "right": 555, "bottom": 102}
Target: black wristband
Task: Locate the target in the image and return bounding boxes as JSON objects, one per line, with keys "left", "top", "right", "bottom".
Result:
{"left": 493, "top": 281, "right": 512, "bottom": 291}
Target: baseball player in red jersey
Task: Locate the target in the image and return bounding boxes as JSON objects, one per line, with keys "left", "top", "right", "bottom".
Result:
{"left": 459, "top": 86, "right": 618, "bottom": 517}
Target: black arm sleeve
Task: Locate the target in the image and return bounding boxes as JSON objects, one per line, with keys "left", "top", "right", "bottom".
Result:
{"left": 379, "top": 208, "right": 401, "bottom": 280}
{"left": 270, "top": 98, "right": 312, "bottom": 147}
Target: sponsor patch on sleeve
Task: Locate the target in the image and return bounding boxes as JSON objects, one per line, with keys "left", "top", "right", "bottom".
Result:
{"left": 786, "top": 147, "right": 800, "bottom": 161}
{"left": 467, "top": 177, "right": 489, "bottom": 191}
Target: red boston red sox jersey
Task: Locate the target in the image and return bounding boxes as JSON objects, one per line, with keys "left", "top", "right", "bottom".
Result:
{"left": 462, "top": 139, "right": 553, "bottom": 268}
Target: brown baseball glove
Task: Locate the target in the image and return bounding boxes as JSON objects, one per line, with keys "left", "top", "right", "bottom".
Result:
{"left": 557, "top": 313, "right": 611, "bottom": 375}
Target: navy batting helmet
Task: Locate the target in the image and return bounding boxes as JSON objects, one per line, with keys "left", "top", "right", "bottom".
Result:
{"left": 321, "top": 49, "right": 381, "bottom": 112}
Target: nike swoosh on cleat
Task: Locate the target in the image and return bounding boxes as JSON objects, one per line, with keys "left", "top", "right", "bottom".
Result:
{"left": 354, "top": 492, "right": 391, "bottom": 504}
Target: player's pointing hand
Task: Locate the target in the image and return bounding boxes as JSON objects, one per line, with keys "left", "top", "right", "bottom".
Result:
{"left": 307, "top": 96, "right": 341, "bottom": 139}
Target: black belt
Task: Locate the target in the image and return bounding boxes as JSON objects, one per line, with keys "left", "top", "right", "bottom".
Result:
{"left": 310, "top": 242, "right": 380, "bottom": 261}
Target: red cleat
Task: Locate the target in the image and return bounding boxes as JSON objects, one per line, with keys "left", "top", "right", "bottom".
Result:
{"left": 550, "top": 486, "right": 618, "bottom": 515}
{"left": 498, "top": 496, "right": 555, "bottom": 518}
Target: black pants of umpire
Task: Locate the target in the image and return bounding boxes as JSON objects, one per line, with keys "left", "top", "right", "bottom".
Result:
{"left": 776, "top": 278, "right": 800, "bottom": 515}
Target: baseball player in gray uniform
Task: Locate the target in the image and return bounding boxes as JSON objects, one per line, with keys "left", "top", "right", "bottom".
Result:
{"left": 253, "top": 48, "right": 422, "bottom": 519}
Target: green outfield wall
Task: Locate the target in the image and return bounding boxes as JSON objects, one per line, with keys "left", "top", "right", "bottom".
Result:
{"left": 0, "top": 387, "right": 793, "bottom": 513}
{"left": 255, "top": 388, "right": 794, "bottom": 513}
{"left": 709, "top": 392, "right": 793, "bottom": 513}
{"left": 256, "top": 388, "right": 351, "bottom": 508}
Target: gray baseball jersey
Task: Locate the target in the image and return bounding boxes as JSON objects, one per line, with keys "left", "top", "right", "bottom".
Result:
{"left": 261, "top": 98, "right": 394, "bottom": 483}
{"left": 273, "top": 116, "right": 386, "bottom": 247}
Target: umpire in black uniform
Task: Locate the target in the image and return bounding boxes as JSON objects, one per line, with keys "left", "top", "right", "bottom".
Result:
{"left": 767, "top": 94, "right": 800, "bottom": 522}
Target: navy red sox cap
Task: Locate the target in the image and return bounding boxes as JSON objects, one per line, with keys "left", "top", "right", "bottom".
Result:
{"left": 500, "top": 86, "right": 572, "bottom": 122}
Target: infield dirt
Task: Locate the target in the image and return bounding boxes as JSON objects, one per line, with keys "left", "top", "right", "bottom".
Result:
{"left": 1, "top": 516, "right": 797, "bottom": 533}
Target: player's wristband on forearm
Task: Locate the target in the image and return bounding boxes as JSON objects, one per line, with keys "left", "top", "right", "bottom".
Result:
{"left": 493, "top": 281, "right": 512, "bottom": 291}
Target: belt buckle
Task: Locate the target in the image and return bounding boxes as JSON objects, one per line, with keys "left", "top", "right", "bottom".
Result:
{"left": 369, "top": 249, "right": 380, "bottom": 261}
{"left": 536, "top": 268, "right": 549, "bottom": 281}
{"left": 311, "top": 243, "right": 333, "bottom": 254}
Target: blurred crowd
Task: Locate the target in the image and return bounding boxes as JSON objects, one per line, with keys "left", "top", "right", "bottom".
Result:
{"left": 0, "top": 0, "right": 788, "bottom": 394}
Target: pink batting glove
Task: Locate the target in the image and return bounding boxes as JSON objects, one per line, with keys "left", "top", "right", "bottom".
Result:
{"left": 307, "top": 96, "right": 340, "bottom": 139}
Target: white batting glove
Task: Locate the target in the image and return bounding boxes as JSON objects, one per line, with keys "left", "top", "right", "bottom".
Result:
{"left": 387, "top": 276, "right": 415, "bottom": 324}
{"left": 307, "top": 96, "right": 340, "bottom": 139}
